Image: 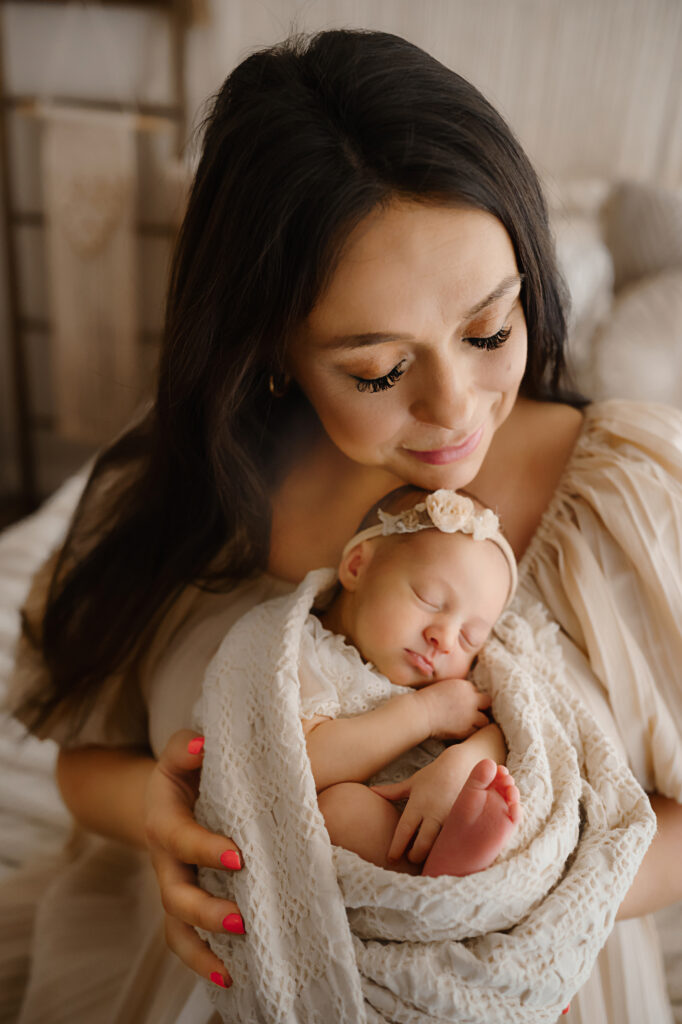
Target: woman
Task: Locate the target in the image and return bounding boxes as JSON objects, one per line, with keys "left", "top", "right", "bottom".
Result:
{"left": 6, "top": 28, "right": 682, "bottom": 1024}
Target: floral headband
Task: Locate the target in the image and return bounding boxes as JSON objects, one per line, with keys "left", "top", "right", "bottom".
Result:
{"left": 341, "top": 489, "right": 518, "bottom": 605}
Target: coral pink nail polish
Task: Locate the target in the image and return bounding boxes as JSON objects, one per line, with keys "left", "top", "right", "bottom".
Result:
{"left": 220, "top": 849, "right": 241, "bottom": 870}
{"left": 210, "top": 971, "right": 227, "bottom": 988}
{"left": 223, "top": 913, "right": 245, "bottom": 934}
{"left": 187, "top": 737, "right": 205, "bottom": 755}
{"left": 562, "top": 1006, "right": 570, "bottom": 1015}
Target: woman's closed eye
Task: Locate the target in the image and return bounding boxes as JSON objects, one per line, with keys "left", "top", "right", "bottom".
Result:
{"left": 466, "top": 324, "right": 512, "bottom": 351}
{"left": 350, "top": 323, "right": 512, "bottom": 393}
{"left": 352, "top": 359, "right": 407, "bottom": 393}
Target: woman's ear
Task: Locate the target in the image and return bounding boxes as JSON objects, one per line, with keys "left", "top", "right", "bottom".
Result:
{"left": 338, "top": 540, "right": 374, "bottom": 592}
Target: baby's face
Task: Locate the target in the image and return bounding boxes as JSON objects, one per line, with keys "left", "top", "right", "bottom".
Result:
{"left": 345, "top": 529, "right": 510, "bottom": 686}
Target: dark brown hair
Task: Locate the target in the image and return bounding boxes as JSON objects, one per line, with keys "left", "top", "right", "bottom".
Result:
{"left": 20, "top": 29, "right": 575, "bottom": 735}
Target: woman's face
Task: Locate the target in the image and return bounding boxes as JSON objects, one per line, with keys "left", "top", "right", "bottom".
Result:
{"left": 288, "top": 200, "right": 528, "bottom": 490}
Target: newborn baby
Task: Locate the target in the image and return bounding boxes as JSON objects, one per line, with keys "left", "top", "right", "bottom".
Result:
{"left": 303, "top": 486, "right": 521, "bottom": 878}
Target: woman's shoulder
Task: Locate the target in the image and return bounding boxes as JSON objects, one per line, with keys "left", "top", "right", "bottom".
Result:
{"left": 520, "top": 398, "right": 682, "bottom": 574}
{"left": 480, "top": 399, "right": 584, "bottom": 558}
{"left": 580, "top": 398, "right": 682, "bottom": 461}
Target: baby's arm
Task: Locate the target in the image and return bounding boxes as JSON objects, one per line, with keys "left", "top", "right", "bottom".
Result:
{"left": 305, "top": 678, "right": 490, "bottom": 792}
{"left": 371, "top": 722, "right": 507, "bottom": 863}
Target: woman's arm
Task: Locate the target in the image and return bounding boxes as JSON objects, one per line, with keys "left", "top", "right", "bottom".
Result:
{"left": 305, "top": 677, "right": 490, "bottom": 791}
{"left": 616, "top": 794, "right": 682, "bottom": 920}
{"left": 57, "top": 732, "right": 245, "bottom": 987}
{"left": 56, "top": 744, "right": 154, "bottom": 847}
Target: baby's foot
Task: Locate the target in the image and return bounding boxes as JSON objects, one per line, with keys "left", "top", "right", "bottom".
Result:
{"left": 422, "top": 759, "right": 521, "bottom": 877}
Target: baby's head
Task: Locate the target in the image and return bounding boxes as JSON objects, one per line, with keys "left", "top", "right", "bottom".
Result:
{"left": 326, "top": 487, "right": 516, "bottom": 687}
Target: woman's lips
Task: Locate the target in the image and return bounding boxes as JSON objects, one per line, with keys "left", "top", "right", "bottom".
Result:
{"left": 405, "top": 425, "right": 484, "bottom": 465}
{"left": 405, "top": 649, "right": 435, "bottom": 677}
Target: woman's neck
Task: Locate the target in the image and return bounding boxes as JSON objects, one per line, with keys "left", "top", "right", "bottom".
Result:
{"left": 267, "top": 397, "right": 584, "bottom": 582}
{"left": 268, "top": 432, "right": 402, "bottom": 581}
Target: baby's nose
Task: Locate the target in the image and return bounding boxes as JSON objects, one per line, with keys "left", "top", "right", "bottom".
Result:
{"left": 424, "top": 623, "right": 454, "bottom": 654}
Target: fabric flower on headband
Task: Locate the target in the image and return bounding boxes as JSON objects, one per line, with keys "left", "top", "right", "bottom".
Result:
{"left": 425, "top": 490, "right": 499, "bottom": 541}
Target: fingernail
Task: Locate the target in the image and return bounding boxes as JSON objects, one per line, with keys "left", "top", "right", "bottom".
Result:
{"left": 220, "top": 849, "right": 241, "bottom": 870}
{"left": 562, "top": 1006, "right": 570, "bottom": 1015}
{"left": 187, "top": 737, "right": 205, "bottom": 755}
{"left": 210, "top": 971, "right": 228, "bottom": 988}
{"left": 223, "top": 913, "right": 245, "bottom": 934}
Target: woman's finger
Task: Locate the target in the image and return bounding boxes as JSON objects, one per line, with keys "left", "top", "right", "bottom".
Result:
{"left": 164, "top": 913, "right": 233, "bottom": 989}
{"left": 152, "top": 845, "right": 245, "bottom": 933}
{"left": 151, "top": 805, "right": 243, "bottom": 871}
{"left": 159, "top": 729, "right": 209, "bottom": 775}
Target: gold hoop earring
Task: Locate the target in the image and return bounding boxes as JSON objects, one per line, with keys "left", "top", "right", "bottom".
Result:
{"left": 268, "top": 372, "right": 290, "bottom": 398}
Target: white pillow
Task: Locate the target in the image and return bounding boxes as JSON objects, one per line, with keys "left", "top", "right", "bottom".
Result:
{"left": 551, "top": 214, "right": 614, "bottom": 391}
{"left": 602, "top": 181, "right": 682, "bottom": 289}
{"left": 589, "top": 268, "right": 682, "bottom": 406}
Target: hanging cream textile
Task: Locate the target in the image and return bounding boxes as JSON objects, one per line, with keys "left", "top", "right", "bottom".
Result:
{"left": 41, "top": 105, "right": 139, "bottom": 443}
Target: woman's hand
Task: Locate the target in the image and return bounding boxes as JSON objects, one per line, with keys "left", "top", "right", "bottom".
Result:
{"left": 144, "top": 729, "right": 245, "bottom": 989}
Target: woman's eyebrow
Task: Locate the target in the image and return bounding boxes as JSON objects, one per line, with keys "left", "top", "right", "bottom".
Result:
{"left": 326, "top": 273, "right": 524, "bottom": 349}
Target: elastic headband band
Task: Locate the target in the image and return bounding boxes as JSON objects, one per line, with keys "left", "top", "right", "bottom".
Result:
{"left": 341, "top": 489, "right": 518, "bottom": 605}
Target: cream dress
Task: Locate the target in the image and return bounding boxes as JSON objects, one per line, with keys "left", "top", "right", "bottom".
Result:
{"left": 2, "top": 399, "right": 681, "bottom": 1024}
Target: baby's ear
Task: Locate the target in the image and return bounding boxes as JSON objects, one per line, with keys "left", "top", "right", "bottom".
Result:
{"left": 338, "top": 540, "right": 374, "bottom": 592}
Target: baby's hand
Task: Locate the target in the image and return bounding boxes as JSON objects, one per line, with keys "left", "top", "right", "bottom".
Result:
{"left": 416, "top": 677, "right": 491, "bottom": 740}
{"left": 371, "top": 745, "right": 473, "bottom": 863}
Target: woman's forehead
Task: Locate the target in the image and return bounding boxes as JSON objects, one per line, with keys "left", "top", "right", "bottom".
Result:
{"left": 302, "top": 200, "right": 519, "bottom": 343}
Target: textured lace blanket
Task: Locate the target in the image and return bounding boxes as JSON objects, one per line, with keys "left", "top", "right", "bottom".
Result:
{"left": 194, "top": 568, "right": 656, "bottom": 1024}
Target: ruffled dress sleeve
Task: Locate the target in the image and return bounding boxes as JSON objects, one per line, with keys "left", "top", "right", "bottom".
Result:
{"left": 298, "top": 613, "right": 405, "bottom": 720}
{"left": 518, "top": 399, "right": 682, "bottom": 799}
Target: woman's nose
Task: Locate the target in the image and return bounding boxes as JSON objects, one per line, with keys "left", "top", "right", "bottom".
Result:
{"left": 410, "top": 362, "right": 476, "bottom": 429}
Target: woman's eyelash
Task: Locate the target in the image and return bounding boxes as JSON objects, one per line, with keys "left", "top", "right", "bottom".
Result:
{"left": 467, "top": 325, "right": 512, "bottom": 350}
{"left": 352, "top": 359, "right": 407, "bottom": 393}
{"left": 351, "top": 324, "right": 510, "bottom": 392}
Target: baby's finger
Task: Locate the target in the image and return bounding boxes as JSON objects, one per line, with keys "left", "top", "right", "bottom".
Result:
{"left": 477, "top": 693, "right": 492, "bottom": 710}
{"left": 408, "top": 816, "right": 442, "bottom": 864}
{"left": 370, "top": 779, "right": 412, "bottom": 803}
{"left": 388, "top": 806, "right": 422, "bottom": 862}
{"left": 153, "top": 848, "right": 244, "bottom": 933}
{"left": 165, "top": 913, "right": 233, "bottom": 989}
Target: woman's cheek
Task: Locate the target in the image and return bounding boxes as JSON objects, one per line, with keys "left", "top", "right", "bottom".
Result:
{"left": 325, "top": 393, "right": 404, "bottom": 454}
{"left": 489, "top": 330, "right": 527, "bottom": 393}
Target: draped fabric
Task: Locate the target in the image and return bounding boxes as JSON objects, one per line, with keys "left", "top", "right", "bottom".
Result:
{"left": 41, "top": 105, "right": 140, "bottom": 443}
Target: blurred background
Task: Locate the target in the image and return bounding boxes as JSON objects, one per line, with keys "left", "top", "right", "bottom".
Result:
{"left": 0, "top": 0, "right": 681, "bottom": 528}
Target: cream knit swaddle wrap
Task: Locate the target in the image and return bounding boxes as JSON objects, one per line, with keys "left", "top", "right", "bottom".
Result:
{"left": 194, "top": 568, "right": 655, "bottom": 1023}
